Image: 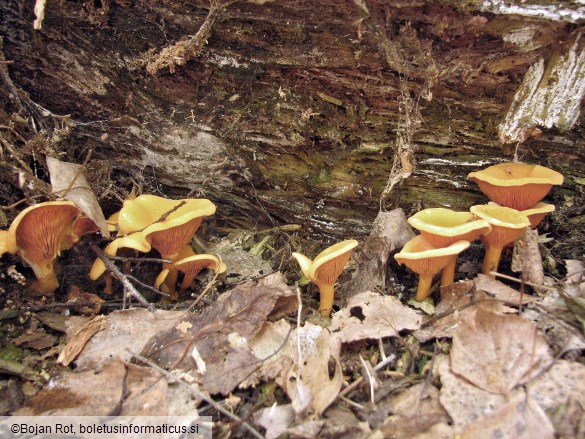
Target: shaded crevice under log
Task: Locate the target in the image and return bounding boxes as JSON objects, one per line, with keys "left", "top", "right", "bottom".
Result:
{"left": 0, "top": 0, "right": 583, "bottom": 257}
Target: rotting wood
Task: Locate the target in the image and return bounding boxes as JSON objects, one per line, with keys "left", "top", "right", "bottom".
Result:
{"left": 0, "top": 0, "right": 583, "bottom": 254}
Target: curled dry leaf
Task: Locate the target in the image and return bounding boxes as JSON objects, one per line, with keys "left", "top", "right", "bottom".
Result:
{"left": 330, "top": 291, "right": 422, "bottom": 343}
{"left": 57, "top": 315, "right": 108, "bottom": 367}
{"left": 450, "top": 307, "right": 552, "bottom": 395}
{"left": 511, "top": 227, "right": 545, "bottom": 289}
{"left": 46, "top": 157, "right": 110, "bottom": 238}
{"left": 281, "top": 322, "right": 342, "bottom": 416}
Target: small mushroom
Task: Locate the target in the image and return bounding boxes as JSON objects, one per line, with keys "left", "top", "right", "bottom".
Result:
{"left": 89, "top": 196, "right": 216, "bottom": 299}
{"left": 469, "top": 204, "right": 530, "bottom": 277}
{"left": 407, "top": 208, "right": 491, "bottom": 286}
{"left": 394, "top": 236, "right": 470, "bottom": 301}
{"left": 292, "top": 239, "right": 358, "bottom": 316}
{"left": 468, "top": 162, "right": 563, "bottom": 210}
{"left": 154, "top": 245, "right": 226, "bottom": 298}
{"left": 0, "top": 201, "right": 98, "bottom": 295}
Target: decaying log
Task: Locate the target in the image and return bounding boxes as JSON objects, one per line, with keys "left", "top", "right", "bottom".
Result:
{"left": 0, "top": 0, "right": 583, "bottom": 257}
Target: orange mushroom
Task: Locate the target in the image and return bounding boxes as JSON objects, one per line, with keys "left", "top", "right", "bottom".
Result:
{"left": 394, "top": 236, "right": 470, "bottom": 301}
{"left": 292, "top": 239, "right": 358, "bottom": 316}
{"left": 0, "top": 201, "right": 98, "bottom": 295}
{"left": 154, "top": 245, "right": 226, "bottom": 297}
{"left": 407, "top": 208, "right": 491, "bottom": 286}
{"left": 469, "top": 204, "right": 530, "bottom": 277}
{"left": 89, "top": 196, "right": 216, "bottom": 299}
{"left": 468, "top": 162, "right": 563, "bottom": 211}
{"left": 488, "top": 201, "right": 555, "bottom": 230}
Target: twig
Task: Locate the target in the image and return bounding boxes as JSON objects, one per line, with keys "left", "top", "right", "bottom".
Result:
{"left": 126, "top": 274, "right": 169, "bottom": 298}
{"left": 109, "top": 256, "right": 171, "bottom": 264}
{"left": 22, "top": 301, "right": 98, "bottom": 312}
{"left": 130, "top": 351, "right": 265, "bottom": 439}
{"left": 186, "top": 264, "right": 221, "bottom": 312}
{"left": 489, "top": 271, "right": 557, "bottom": 291}
{"left": 90, "top": 243, "right": 155, "bottom": 312}
{"left": 338, "top": 353, "right": 395, "bottom": 399}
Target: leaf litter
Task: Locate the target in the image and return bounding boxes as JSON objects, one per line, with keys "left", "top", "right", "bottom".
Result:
{"left": 2, "top": 205, "right": 585, "bottom": 438}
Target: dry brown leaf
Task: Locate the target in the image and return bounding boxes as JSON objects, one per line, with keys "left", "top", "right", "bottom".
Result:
{"left": 119, "top": 362, "right": 168, "bottom": 415}
{"left": 14, "top": 360, "right": 167, "bottom": 416}
{"left": 450, "top": 307, "right": 552, "bottom": 395}
{"left": 460, "top": 392, "right": 554, "bottom": 439}
{"left": 438, "top": 356, "right": 510, "bottom": 431}
{"left": 66, "top": 285, "right": 104, "bottom": 316}
{"left": 380, "top": 383, "right": 450, "bottom": 438}
{"left": 57, "top": 315, "right": 108, "bottom": 366}
{"left": 13, "top": 329, "right": 57, "bottom": 350}
{"left": 330, "top": 291, "right": 422, "bottom": 343}
{"left": 142, "top": 273, "right": 294, "bottom": 395}
{"left": 253, "top": 403, "right": 295, "bottom": 439}
{"left": 240, "top": 319, "right": 293, "bottom": 388}
{"left": 34, "top": 312, "right": 89, "bottom": 334}
{"left": 46, "top": 156, "right": 110, "bottom": 237}
{"left": 474, "top": 274, "right": 536, "bottom": 305}
{"left": 415, "top": 281, "right": 513, "bottom": 342}
{"left": 522, "top": 289, "right": 585, "bottom": 354}
{"left": 281, "top": 323, "right": 342, "bottom": 416}
{"left": 528, "top": 360, "right": 585, "bottom": 437}
{"left": 73, "top": 308, "right": 181, "bottom": 370}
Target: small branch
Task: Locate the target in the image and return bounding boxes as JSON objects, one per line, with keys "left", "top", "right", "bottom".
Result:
{"left": 90, "top": 243, "right": 155, "bottom": 312}
{"left": 130, "top": 351, "right": 265, "bottom": 439}
{"left": 489, "top": 271, "right": 557, "bottom": 291}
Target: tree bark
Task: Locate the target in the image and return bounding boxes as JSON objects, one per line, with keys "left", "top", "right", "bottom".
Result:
{"left": 1, "top": 0, "right": 584, "bottom": 257}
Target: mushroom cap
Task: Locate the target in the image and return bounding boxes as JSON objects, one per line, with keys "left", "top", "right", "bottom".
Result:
{"left": 292, "top": 239, "right": 358, "bottom": 287}
{"left": 2, "top": 201, "right": 98, "bottom": 294}
{"left": 176, "top": 254, "right": 227, "bottom": 275}
{"left": 408, "top": 208, "right": 491, "bottom": 247}
{"left": 310, "top": 239, "right": 358, "bottom": 286}
{"left": 489, "top": 201, "right": 555, "bottom": 229}
{"left": 468, "top": 163, "right": 563, "bottom": 210}
{"left": 116, "top": 195, "right": 216, "bottom": 236}
{"left": 469, "top": 204, "right": 530, "bottom": 248}
{"left": 394, "top": 235, "right": 470, "bottom": 277}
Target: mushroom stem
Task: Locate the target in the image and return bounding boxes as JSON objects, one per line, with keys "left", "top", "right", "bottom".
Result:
{"left": 415, "top": 275, "right": 434, "bottom": 301}
{"left": 440, "top": 255, "right": 458, "bottom": 287}
{"left": 163, "top": 264, "right": 179, "bottom": 301}
{"left": 482, "top": 245, "right": 504, "bottom": 278}
{"left": 30, "top": 268, "right": 60, "bottom": 295}
{"left": 104, "top": 271, "right": 113, "bottom": 295}
{"left": 317, "top": 283, "right": 335, "bottom": 316}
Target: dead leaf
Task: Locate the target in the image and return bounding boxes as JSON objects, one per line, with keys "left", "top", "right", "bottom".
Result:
{"left": 13, "top": 329, "right": 57, "bottom": 350}
{"left": 330, "top": 291, "right": 422, "bottom": 343}
{"left": 380, "top": 383, "right": 450, "bottom": 438}
{"left": 438, "top": 356, "right": 510, "bottom": 431}
{"left": 450, "top": 307, "right": 552, "bottom": 395}
{"left": 46, "top": 156, "right": 110, "bottom": 237}
{"left": 14, "top": 360, "right": 167, "bottom": 416}
{"left": 142, "top": 273, "right": 294, "bottom": 395}
{"left": 240, "top": 319, "right": 293, "bottom": 388}
{"left": 66, "top": 285, "right": 104, "bottom": 316}
{"left": 474, "top": 274, "right": 536, "bottom": 305}
{"left": 72, "top": 308, "right": 182, "bottom": 370}
{"left": 253, "top": 403, "right": 295, "bottom": 439}
{"left": 528, "top": 360, "right": 585, "bottom": 437}
{"left": 460, "top": 392, "right": 554, "bottom": 439}
{"left": 34, "top": 312, "right": 89, "bottom": 334}
{"left": 415, "top": 281, "right": 514, "bottom": 342}
{"left": 57, "top": 315, "right": 108, "bottom": 366}
{"left": 282, "top": 323, "right": 342, "bottom": 416}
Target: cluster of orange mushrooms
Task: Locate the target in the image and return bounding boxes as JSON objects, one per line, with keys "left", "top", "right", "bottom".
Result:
{"left": 0, "top": 194, "right": 226, "bottom": 300}
{"left": 89, "top": 194, "right": 226, "bottom": 301}
{"left": 291, "top": 162, "right": 563, "bottom": 316}
{"left": 394, "top": 162, "right": 563, "bottom": 301}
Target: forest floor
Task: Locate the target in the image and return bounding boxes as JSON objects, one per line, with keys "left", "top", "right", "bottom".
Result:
{"left": 1, "top": 182, "right": 585, "bottom": 438}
